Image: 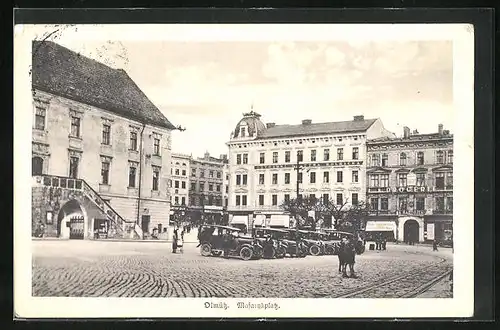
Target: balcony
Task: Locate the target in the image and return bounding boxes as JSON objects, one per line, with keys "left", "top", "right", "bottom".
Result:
{"left": 368, "top": 187, "right": 390, "bottom": 193}
{"left": 432, "top": 208, "right": 453, "bottom": 215}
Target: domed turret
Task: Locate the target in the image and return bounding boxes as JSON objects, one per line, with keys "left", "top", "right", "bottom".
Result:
{"left": 231, "top": 110, "right": 267, "bottom": 140}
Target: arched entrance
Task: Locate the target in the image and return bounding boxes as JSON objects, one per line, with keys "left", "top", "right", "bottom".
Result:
{"left": 404, "top": 219, "right": 420, "bottom": 244}
{"left": 57, "top": 199, "right": 86, "bottom": 239}
{"left": 32, "top": 156, "right": 43, "bottom": 176}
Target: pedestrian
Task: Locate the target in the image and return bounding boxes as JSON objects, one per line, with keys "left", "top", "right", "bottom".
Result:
{"left": 382, "top": 237, "right": 387, "bottom": 250}
{"left": 433, "top": 239, "right": 439, "bottom": 251}
{"left": 172, "top": 228, "right": 178, "bottom": 253}
{"left": 178, "top": 234, "right": 184, "bottom": 253}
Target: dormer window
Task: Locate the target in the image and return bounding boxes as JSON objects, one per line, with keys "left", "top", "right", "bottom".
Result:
{"left": 240, "top": 127, "right": 246, "bottom": 137}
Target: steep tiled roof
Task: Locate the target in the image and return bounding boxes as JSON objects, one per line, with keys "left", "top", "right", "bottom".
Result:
{"left": 256, "top": 119, "right": 377, "bottom": 139}
{"left": 32, "top": 41, "right": 176, "bottom": 130}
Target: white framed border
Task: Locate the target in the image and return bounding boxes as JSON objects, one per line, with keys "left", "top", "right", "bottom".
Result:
{"left": 14, "top": 23, "right": 474, "bottom": 318}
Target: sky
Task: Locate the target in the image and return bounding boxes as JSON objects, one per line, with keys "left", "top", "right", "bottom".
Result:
{"left": 36, "top": 26, "right": 453, "bottom": 158}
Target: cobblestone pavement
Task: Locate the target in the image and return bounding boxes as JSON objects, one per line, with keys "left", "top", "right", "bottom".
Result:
{"left": 32, "top": 240, "right": 453, "bottom": 298}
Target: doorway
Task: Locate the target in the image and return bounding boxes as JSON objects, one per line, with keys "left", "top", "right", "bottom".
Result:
{"left": 404, "top": 219, "right": 420, "bottom": 243}
{"left": 141, "top": 215, "right": 151, "bottom": 235}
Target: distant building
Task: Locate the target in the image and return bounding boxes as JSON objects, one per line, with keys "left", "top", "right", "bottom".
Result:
{"left": 365, "top": 124, "right": 453, "bottom": 243}
{"left": 187, "top": 152, "right": 228, "bottom": 224}
{"left": 169, "top": 153, "right": 191, "bottom": 208}
{"left": 225, "top": 111, "right": 394, "bottom": 232}
{"left": 31, "top": 41, "right": 176, "bottom": 239}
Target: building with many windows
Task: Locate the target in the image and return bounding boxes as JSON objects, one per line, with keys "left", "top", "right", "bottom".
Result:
{"left": 187, "top": 152, "right": 229, "bottom": 224}
{"left": 226, "top": 111, "right": 394, "bottom": 232}
{"left": 365, "top": 124, "right": 453, "bottom": 243}
{"left": 169, "top": 153, "right": 191, "bottom": 208}
{"left": 31, "top": 41, "right": 177, "bottom": 239}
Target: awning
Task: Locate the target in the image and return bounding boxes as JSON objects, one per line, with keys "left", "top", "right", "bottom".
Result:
{"left": 230, "top": 215, "right": 248, "bottom": 226}
{"left": 269, "top": 215, "right": 290, "bottom": 227}
{"left": 253, "top": 214, "right": 266, "bottom": 226}
{"left": 365, "top": 221, "right": 396, "bottom": 232}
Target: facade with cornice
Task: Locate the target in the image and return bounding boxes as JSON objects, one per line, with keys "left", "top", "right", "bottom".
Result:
{"left": 169, "top": 153, "right": 191, "bottom": 209}
{"left": 365, "top": 124, "right": 454, "bottom": 243}
{"left": 226, "top": 111, "right": 394, "bottom": 232}
{"left": 31, "top": 41, "right": 176, "bottom": 239}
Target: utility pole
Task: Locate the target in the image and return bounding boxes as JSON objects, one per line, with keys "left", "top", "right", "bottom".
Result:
{"left": 294, "top": 154, "right": 301, "bottom": 256}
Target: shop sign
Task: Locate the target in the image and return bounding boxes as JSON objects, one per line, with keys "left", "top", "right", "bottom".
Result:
{"left": 365, "top": 221, "right": 396, "bottom": 232}
{"left": 427, "top": 223, "right": 435, "bottom": 240}
{"left": 379, "top": 186, "right": 436, "bottom": 193}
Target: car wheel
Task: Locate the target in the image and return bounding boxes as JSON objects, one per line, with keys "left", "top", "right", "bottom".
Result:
{"left": 276, "top": 246, "right": 286, "bottom": 259}
{"left": 239, "top": 246, "right": 253, "bottom": 261}
{"left": 200, "top": 243, "right": 212, "bottom": 257}
{"left": 309, "top": 244, "right": 321, "bottom": 256}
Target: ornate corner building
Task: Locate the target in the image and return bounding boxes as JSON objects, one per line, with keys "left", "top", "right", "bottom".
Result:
{"left": 31, "top": 41, "right": 176, "bottom": 240}
{"left": 225, "top": 111, "right": 394, "bottom": 232}
{"left": 365, "top": 125, "right": 454, "bottom": 243}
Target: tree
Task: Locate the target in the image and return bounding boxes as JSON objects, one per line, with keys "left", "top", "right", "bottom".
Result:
{"left": 280, "top": 196, "right": 318, "bottom": 230}
{"left": 323, "top": 198, "right": 369, "bottom": 234}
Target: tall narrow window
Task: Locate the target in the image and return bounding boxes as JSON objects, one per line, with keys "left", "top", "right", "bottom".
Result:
{"left": 240, "top": 127, "right": 246, "bottom": 137}
{"left": 322, "top": 193, "right": 329, "bottom": 204}
{"left": 435, "top": 172, "right": 445, "bottom": 189}
{"left": 352, "top": 193, "right": 359, "bottom": 205}
{"left": 259, "top": 173, "right": 265, "bottom": 185}
{"left": 324, "top": 149, "right": 330, "bottom": 161}
{"left": 352, "top": 147, "right": 359, "bottom": 160}
{"left": 236, "top": 154, "right": 242, "bottom": 165}
{"left": 242, "top": 174, "right": 248, "bottom": 185}
{"left": 336, "top": 193, "right": 343, "bottom": 205}
{"left": 298, "top": 172, "right": 303, "bottom": 183}
{"left": 446, "top": 172, "right": 453, "bottom": 189}
{"left": 310, "top": 172, "right": 316, "bottom": 184}
{"left": 34, "top": 107, "right": 46, "bottom": 130}
{"left": 209, "top": 184, "right": 213, "bottom": 191}
{"left": 128, "top": 166, "right": 136, "bottom": 187}
{"left": 209, "top": 170, "right": 214, "bottom": 178}
{"left": 372, "top": 154, "right": 380, "bottom": 166}
{"left": 436, "top": 150, "right": 444, "bottom": 164}
{"left": 352, "top": 170, "right": 359, "bottom": 183}
{"left": 236, "top": 195, "right": 241, "bottom": 206}
{"left": 380, "top": 198, "right": 388, "bottom": 211}
{"left": 336, "top": 171, "right": 343, "bottom": 183}
{"left": 32, "top": 157, "right": 43, "bottom": 175}
{"left": 399, "top": 153, "right": 407, "bottom": 166}
{"left": 242, "top": 195, "right": 247, "bottom": 206}
{"left": 273, "top": 152, "right": 278, "bottom": 163}
{"left": 260, "top": 153, "right": 265, "bottom": 164}
{"left": 272, "top": 173, "right": 278, "bottom": 185}
{"left": 417, "top": 151, "right": 424, "bottom": 165}
{"left": 236, "top": 174, "right": 241, "bottom": 185}
{"left": 297, "top": 150, "right": 303, "bottom": 162}
{"left": 337, "top": 148, "right": 344, "bottom": 160}
{"left": 272, "top": 194, "right": 278, "bottom": 206}
{"left": 69, "top": 157, "right": 79, "bottom": 179}
{"left": 152, "top": 167, "right": 159, "bottom": 191}
{"left": 380, "top": 174, "right": 389, "bottom": 187}
{"left": 310, "top": 150, "right": 316, "bottom": 161}
{"left": 398, "top": 196, "right": 408, "bottom": 213}
{"left": 370, "top": 198, "right": 379, "bottom": 210}
{"left": 323, "top": 171, "right": 329, "bottom": 183}
{"left": 370, "top": 174, "right": 380, "bottom": 187}
{"left": 446, "top": 197, "right": 453, "bottom": 213}
{"left": 259, "top": 195, "right": 264, "bottom": 206}
{"left": 175, "top": 180, "right": 179, "bottom": 188}
{"left": 70, "top": 116, "right": 81, "bottom": 137}
{"left": 285, "top": 173, "right": 291, "bottom": 184}
{"left": 398, "top": 173, "right": 407, "bottom": 187}
{"left": 243, "top": 153, "right": 248, "bottom": 164}
{"left": 102, "top": 124, "right": 111, "bottom": 145}
{"left": 285, "top": 151, "right": 291, "bottom": 163}
{"left": 447, "top": 150, "right": 453, "bottom": 164}
{"left": 416, "top": 197, "right": 425, "bottom": 211}
{"left": 435, "top": 197, "right": 445, "bottom": 212}
{"left": 153, "top": 138, "right": 160, "bottom": 155}
{"left": 416, "top": 173, "right": 426, "bottom": 186}
{"left": 181, "top": 197, "right": 186, "bottom": 205}
{"left": 381, "top": 154, "right": 388, "bottom": 166}
{"left": 130, "top": 132, "right": 138, "bottom": 150}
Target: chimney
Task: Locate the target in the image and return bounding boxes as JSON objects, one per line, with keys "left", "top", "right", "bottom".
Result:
{"left": 302, "top": 119, "right": 312, "bottom": 125}
{"left": 403, "top": 126, "right": 410, "bottom": 139}
{"left": 353, "top": 115, "right": 364, "bottom": 121}
{"left": 438, "top": 124, "right": 444, "bottom": 135}
{"left": 266, "top": 122, "right": 276, "bottom": 128}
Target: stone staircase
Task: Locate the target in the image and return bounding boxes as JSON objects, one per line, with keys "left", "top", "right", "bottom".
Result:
{"left": 32, "top": 174, "right": 142, "bottom": 239}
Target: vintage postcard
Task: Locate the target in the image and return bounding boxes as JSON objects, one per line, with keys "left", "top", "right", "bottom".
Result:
{"left": 14, "top": 23, "right": 474, "bottom": 318}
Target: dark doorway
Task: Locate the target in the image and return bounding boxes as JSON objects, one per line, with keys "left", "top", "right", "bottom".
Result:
{"left": 404, "top": 219, "right": 420, "bottom": 243}
{"left": 141, "top": 215, "right": 151, "bottom": 235}
{"left": 57, "top": 199, "right": 85, "bottom": 238}
{"left": 32, "top": 156, "right": 43, "bottom": 176}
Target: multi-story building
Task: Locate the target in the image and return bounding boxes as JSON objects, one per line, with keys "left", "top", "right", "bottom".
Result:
{"left": 365, "top": 124, "right": 454, "bottom": 243}
{"left": 169, "top": 153, "right": 191, "bottom": 207}
{"left": 188, "top": 152, "right": 228, "bottom": 223}
{"left": 226, "top": 111, "right": 394, "bottom": 232}
{"left": 31, "top": 41, "right": 176, "bottom": 239}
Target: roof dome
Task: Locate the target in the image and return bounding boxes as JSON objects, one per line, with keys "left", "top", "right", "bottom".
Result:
{"left": 232, "top": 111, "right": 266, "bottom": 139}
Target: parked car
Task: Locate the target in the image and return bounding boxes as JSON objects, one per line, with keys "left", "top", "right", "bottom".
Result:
{"left": 198, "top": 225, "right": 260, "bottom": 260}
{"left": 283, "top": 229, "right": 323, "bottom": 256}
{"left": 252, "top": 228, "right": 290, "bottom": 259}
{"left": 323, "top": 229, "right": 366, "bottom": 255}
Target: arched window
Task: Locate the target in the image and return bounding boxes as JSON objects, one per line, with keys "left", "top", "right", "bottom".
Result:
{"left": 399, "top": 153, "right": 407, "bottom": 166}
{"left": 32, "top": 156, "right": 43, "bottom": 176}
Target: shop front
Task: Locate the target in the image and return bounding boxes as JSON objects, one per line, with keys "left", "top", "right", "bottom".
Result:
{"left": 424, "top": 215, "right": 453, "bottom": 243}
{"left": 229, "top": 213, "right": 251, "bottom": 233}
{"left": 364, "top": 218, "right": 397, "bottom": 241}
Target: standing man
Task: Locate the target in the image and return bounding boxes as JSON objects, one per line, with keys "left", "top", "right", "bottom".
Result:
{"left": 433, "top": 238, "right": 439, "bottom": 251}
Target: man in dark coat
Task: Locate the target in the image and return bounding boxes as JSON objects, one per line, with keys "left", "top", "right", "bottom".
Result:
{"left": 172, "top": 228, "right": 178, "bottom": 253}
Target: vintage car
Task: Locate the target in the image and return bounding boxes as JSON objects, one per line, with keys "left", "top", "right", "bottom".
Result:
{"left": 252, "top": 228, "right": 290, "bottom": 259}
{"left": 198, "top": 225, "right": 261, "bottom": 260}
{"left": 283, "top": 229, "right": 323, "bottom": 256}
{"left": 322, "top": 229, "right": 366, "bottom": 255}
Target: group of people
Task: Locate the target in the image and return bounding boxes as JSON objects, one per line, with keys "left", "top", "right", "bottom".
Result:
{"left": 374, "top": 234, "right": 387, "bottom": 250}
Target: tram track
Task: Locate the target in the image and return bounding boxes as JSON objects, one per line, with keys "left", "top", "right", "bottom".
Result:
{"left": 333, "top": 254, "right": 452, "bottom": 298}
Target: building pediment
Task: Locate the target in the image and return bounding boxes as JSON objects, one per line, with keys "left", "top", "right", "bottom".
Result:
{"left": 432, "top": 165, "right": 453, "bottom": 172}
{"left": 367, "top": 166, "right": 391, "bottom": 174}
{"left": 411, "top": 167, "right": 429, "bottom": 173}
{"left": 234, "top": 188, "right": 249, "bottom": 194}
{"left": 395, "top": 168, "right": 411, "bottom": 173}
{"left": 235, "top": 167, "right": 249, "bottom": 173}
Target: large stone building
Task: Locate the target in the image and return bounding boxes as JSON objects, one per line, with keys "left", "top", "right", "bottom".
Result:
{"left": 187, "top": 152, "right": 229, "bottom": 224}
{"left": 365, "top": 124, "right": 454, "bottom": 243}
{"left": 31, "top": 41, "right": 177, "bottom": 239}
{"left": 226, "top": 111, "right": 394, "bottom": 232}
{"left": 169, "top": 153, "right": 191, "bottom": 207}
